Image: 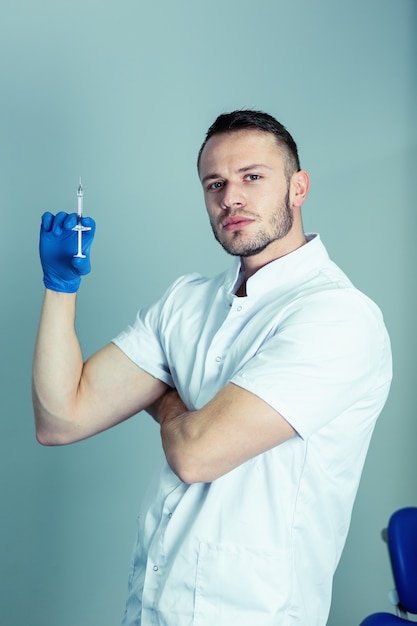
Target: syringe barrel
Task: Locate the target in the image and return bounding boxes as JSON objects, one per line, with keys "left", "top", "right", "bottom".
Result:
{"left": 77, "top": 181, "right": 83, "bottom": 218}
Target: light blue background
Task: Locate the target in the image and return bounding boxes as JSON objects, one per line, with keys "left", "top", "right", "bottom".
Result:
{"left": 0, "top": 1, "right": 416, "bottom": 624}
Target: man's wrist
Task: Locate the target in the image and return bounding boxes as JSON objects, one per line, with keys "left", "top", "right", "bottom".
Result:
{"left": 158, "top": 389, "right": 188, "bottom": 426}
{"left": 43, "top": 276, "right": 81, "bottom": 293}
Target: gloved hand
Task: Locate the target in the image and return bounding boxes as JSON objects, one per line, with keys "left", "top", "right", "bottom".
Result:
{"left": 39, "top": 211, "right": 96, "bottom": 293}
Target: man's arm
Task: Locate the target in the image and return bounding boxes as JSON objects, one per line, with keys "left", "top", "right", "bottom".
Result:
{"left": 33, "top": 211, "right": 167, "bottom": 445}
{"left": 155, "top": 384, "right": 296, "bottom": 483}
{"left": 32, "top": 289, "right": 168, "bottom": 445}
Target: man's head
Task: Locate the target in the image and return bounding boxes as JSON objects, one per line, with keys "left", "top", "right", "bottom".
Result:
{"left": 197, "top": 109, "right": 300, "bottom": 182}
{"left": 197, "top": 110, "right": 310, "bottom": 271}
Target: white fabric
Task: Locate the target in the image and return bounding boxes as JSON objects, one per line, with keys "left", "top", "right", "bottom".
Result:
{"left": 113, "top": 234, "right": 392, "bottom": 626}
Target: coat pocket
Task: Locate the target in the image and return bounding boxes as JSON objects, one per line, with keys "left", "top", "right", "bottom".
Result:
{"left": 193, "top": 541, "right": 289, "bottom": 626}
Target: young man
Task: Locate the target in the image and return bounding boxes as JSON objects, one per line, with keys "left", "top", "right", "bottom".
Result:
{"left": 32, "top": 110, "right": 392, "bottom": 625}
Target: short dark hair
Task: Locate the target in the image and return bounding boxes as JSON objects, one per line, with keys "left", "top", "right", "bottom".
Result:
{"left": 197, "top": 109, "right": 300, "bottom": 179}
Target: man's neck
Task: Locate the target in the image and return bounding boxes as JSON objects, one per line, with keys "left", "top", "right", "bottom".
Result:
{"left": 241, "top": 232, "right": 307, "bottom": 283}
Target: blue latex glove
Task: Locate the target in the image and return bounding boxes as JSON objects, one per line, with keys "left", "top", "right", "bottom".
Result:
{"left": 40, "top": 211, "right": 96, "bottom": 293}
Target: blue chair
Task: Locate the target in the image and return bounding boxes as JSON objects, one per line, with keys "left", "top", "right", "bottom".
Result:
{"left": 359, "top": 507, "right": 417, "bottom": 625}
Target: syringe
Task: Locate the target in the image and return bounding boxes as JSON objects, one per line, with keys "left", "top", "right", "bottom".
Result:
{"left": 73, "top": 177, "right": 91, "bottom": 258}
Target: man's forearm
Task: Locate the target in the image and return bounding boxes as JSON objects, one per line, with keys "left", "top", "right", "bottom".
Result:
{"left": 160, "top": 408, "right": 197, "bottom": 483}
{"left": 32, "top": 289, "right": 83, "bottom": 444}
{"left": 159, "top": 384, "right": 296, "bottom": 484}
{"left": 153, "top": 388, "right": 199, "bottom": 481}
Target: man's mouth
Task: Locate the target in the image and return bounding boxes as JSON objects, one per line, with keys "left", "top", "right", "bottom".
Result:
{"left": 222, "top": 215, "right": 255, "bottom": 230}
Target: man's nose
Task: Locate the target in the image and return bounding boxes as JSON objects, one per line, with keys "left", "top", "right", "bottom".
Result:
{"left": 220, "top": 182, "right": 246, "bottom": 210}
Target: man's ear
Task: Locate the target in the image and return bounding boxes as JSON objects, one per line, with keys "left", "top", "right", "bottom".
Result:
{"left": 290, "top": 170, "right": 310, "bottom": 208}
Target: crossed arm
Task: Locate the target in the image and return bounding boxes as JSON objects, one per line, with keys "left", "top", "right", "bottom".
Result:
{"left": 152, "top": 384, "right": 296, "bottom": 483}
{"left": 33, "top": 289, "right": 296, "bottom": 483}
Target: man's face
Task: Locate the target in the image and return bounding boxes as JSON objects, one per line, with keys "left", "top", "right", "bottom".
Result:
{"left": 199, "top": 129, "right": 294, "bottom": 258}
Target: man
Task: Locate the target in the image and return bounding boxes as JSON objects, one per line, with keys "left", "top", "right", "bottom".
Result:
{"left": 32, "top": 110, "right": 392, "bottom": 625}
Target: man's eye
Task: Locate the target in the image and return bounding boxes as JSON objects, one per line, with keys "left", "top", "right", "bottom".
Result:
{"left": 245, "top": 174, "right": 261, "bottom": 181}
{"left": 209, "top": 181, "right": 224, "bottom": 190}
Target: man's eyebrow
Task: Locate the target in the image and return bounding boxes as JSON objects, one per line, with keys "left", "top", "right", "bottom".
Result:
{"left": 201, "top": 172, "right": 222, "bottom": 184}
{"left": 201, "top": 164, "right": 272, "bottom": 184}
{"left": 238, "top": 163, "right": 272, "bottom": 174}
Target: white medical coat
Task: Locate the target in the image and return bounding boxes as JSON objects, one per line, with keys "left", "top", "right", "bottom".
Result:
{"left": 114, "top": 234, "right": 392, "bottom": 626}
